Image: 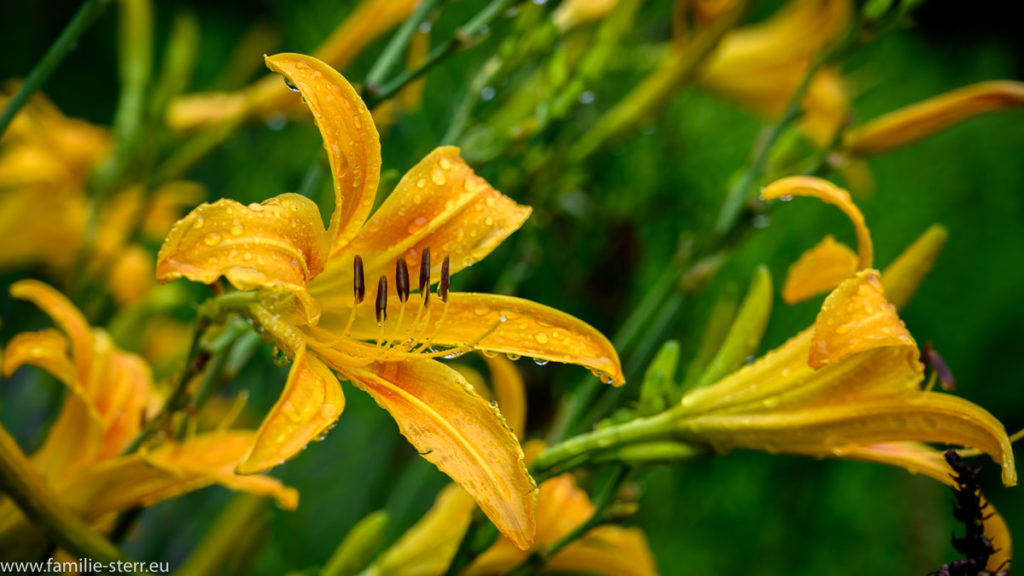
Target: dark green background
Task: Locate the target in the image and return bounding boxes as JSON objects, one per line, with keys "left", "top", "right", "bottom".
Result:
{"left": 1, "top": 0, "right": 1022, "bottom": 574}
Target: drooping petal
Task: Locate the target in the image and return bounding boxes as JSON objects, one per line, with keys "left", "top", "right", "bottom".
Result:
{"left": 265, "top": 53, "right": 381, "bottom": 251}
{"left": 676, "top": 393, "right": 1016, "bottom": 486}
{"left": 156, "top": 194, "right": 329, "bottom": 322}
{"left": 62, "top": 431, "right": 299, "bottom": 519}
{"left": 31, "top": 396, "right": 104, "bottom": 485}
{"left": 324, "top": 292, "right": 624, "bottom": 386}
{"left": 880, "top": 225, "right": 948, "bottom": 311}
{"left": 2, "top": 329, "right": 80, "bottom": 392}
{"left": 237, "top": 343, "right": 345, "bottom": 474}
{"left": 809, "top": 270, "right": 915, "bottom": 369}
{"left": 844, "top": 80, "right": 1024, "bottom": 157}
{"left": 782, "top": 235, "right": 859, "bottom": 304}
{"left": 10, "top": 280, "right": 93, "bottom": 386}
{"left": 549, "top": 526, "right": 658, "bottom": 576}
{"left": 342, "top": 359, "right": 536, "bottom": 550}
{"left": 309, "top": 147, "right": 532, "bottom": 306}
{"left": 762, "top": 176, "right": 873, "bottom": 269}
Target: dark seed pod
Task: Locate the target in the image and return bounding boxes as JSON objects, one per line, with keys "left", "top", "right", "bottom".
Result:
{"left": 420, "top": 247, "right": 431, "bottom": 304}
{"left": 439, "top": 255, "right": 450, "bottom": 302}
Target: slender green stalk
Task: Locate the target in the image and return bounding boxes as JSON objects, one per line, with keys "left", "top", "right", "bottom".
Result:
{"left": 364, "top": 0, "right": 447, "bottom": 92}
{"left": 533, "top": 411, "right": 677, "bottom": 478}
{"left": 0, "top": 423, "right": 128, "bottom": 566}
{"left": 364, "top": 0, "right": 524, "bottom": 109}
{"left": 0, "top": 0, "right": 113, "bottom": 138}
{"left": 176, "top": 495, "right": 269, "bottom": 576}
{"left": 322, "top": 511, "right": 390, "bottom": 576}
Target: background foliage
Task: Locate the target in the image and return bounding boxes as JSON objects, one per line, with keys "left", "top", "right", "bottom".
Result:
{"left": 1, "top": 0, "right": 1022, "bottom": 574}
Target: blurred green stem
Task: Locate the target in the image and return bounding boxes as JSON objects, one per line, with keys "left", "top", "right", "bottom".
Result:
{"left": 0, "top": 0, "right": 113, "bottom": 138}
{"left": 0, "top": 423, "right": 128, "bottom": 566}
{"left": 364, "top": 0, "right": 524, "bottom": 109}
{"left": 176, "top": 495, "right": 269, "bottom": 576}
{"left": 364, "top": 0, "right": 447, "bottom": 93}
{"left": 322, "top": 511, "right": 390, "bottom": 576}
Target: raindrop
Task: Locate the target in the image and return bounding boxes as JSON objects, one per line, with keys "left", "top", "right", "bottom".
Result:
{"left": 231, "top": 219, "right": 244, "bottom": 236}
{"left": 266, "top": 113, "right": 287, "bottom": 131}
{"left": 579, "top": 91, "right": 596, "bottom": 105}
{"left": 506, "top": 353, "right": 521, "bottom": 361}
{"left": 431, "top": 167, "right": 447, "bottom": 185}
{"left": 534, "top": 332, "right": 549, "bottom": 344}
{"left": 283, "top": 77, "right": 300, "bottom": 92}
{"left": 533, "top": 358, "right": 549, "bottom": 366}
{"left": 203, "top": 232, "right": 222, "bottom": 246}
{"left": 480, "top": 86, "right": 496, "bottom": 101}
{"left": 193, "top": 216, "right": 205, "bottom": 229}
{"left": 752, "top": 215, "right": 771, "bottom": 229}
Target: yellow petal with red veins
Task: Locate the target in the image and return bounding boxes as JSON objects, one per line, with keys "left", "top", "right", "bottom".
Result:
{"left": 309, "top": 147, "right": 531, "bottom": 305}
{"left": 331, "top": 292, "right": 624, "bottom": 386}
{"left": 343, "top": 359, "right": 536, "bottom": 550}
{"left": 782, "top": 235, "right": 858, "bottom": 304}
{"left": 237, "top": 343, "right": 345, "bottom": 474}
{"left": 63, "top": 431, "right": 299, "bottom": 520}
{"left": 844, "top": 80, "right": 1024, "bottom": 157}
{"left": 809, "top": 270, "right": 915, "bottom": 369}
{"left": 10, "top": 280, "right": 93, "bottom": 385}
{"left": 880, "top": 225, "right": 948, "bottom": 311}
{"left": 157, "top": 194, "right": 329, "bottom": 322}
{"left": 485, "top": 355, "right": 527, "bottom": 439}
{"left": 762, "top": 176, "right": 873, "bottom": 269}
{"left": 265, "top": 53, "right": 380, "bottom": 251}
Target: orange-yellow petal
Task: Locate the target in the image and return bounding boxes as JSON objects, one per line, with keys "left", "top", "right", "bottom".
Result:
{"left": 762, "top": 176, "right": 873, "bottom": 269}
{"left": 485, "top": 355, "right": 527, "bottom": 439}
{"left": 343, "top": 359, "right": 537, "bottom": 550}
{"left": 309, "top": 147, "right": 531, "bottom": 306}
{"left": 63, "top": 431, "right": 299, "bottom": 519}
{"left": 844, "top": 80, "right": 1024, "bottom": 157}
{"left": 2, "top": 329, "right": 79, "bottom": 392}
{"left": 108, "top": 245, "right": 155, "bottom": 307}
{"left": 809, "top": 270, "right": 915, "bottom": 369}
{"left": 265, "top": 53, "right": 381, "bottom": 251}
{"left": 237, "top": 343, "right": 345, "bottom": 474}
{"left": 549, "top": 525, "right": 658, "bottom": 576}
{"left": 156, "top": 194, "right": 329, "bottom": 322}
{"left": 10, "top": 280, "right": 94, "bottom": 385}
{"left": 328, "top": 292, "right": 624, "bottom": 386}
{"left": 782, "top": 235, "right": 859, "bottom": 304}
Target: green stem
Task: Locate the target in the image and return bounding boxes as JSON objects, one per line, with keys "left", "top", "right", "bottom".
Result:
{"left": 533, "top": 411, "right": 676, "bottom": 478}
{"left": 0, "top": 0, "right": 113, "bottom": 138}
{"left": 364, "top": 0, "right": 523, "bottom": 109}
{"left": 364, "top": 0, "right": 447, "bottom": 92}
{"left": 0, "top": 423, "right": 128, "bottom": 566}
{"left": 176, "top": 495, "right": 269, "bottom": 576}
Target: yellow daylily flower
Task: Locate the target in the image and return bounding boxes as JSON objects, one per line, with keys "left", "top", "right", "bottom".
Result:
{"left": 0, "top": 280, "right": 296, "bottom": 547}
{"left": 672, "top": 176, "right": 1017, "bottom": 488}
{"left": 167, "top": 0, "right": 419, "bottom": 132}
{"left": 697, "top": 0, "right": 852, "bottom": 147}
{"left": 365, "top": 358, "right": 655, "bottom": 576}
{"left": 156, "top": 53, "right": 623, "bottom": 549}
{"left": 0, "top": 87, "right": 204, "bottom": 306}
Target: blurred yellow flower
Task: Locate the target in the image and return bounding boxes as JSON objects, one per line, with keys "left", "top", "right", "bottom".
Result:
{"left": 0, "top": 88, "right": 205, "bottom": 307}
{"left": 673, "top": 177, "right": 1017, "bottom": 487}
{"left": 0, "top": 280, "right": 297, "bottom": 549}
{"left": 697, "top": 0, "right": 852, "bottom": 147}
{"left": 156, "top": 53, "right": 623, "bottom": 549}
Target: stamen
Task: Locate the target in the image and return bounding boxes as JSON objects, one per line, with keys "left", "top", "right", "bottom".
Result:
{"left": 419, "top": 247, "right": 431, "bottom": 305}
{"left": 396, "top": 258, "right": 410, "bottom": 303}
{"left": 375, "top": 275, "right": 388, "bottom": 325}
{"left": 440, "top": 254, "right": 450, "bottom": 302}
{"left": 353, "top": 255, "right": 365, "bottom": 303}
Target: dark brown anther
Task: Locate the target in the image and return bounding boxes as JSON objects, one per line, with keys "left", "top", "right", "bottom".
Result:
{"left": 375, "top": 276, "right": 388, "bottom": 324}
{"left": 353, "top": 255, "right": 365, "bottom": 303}
{"left": 923, "top": 342, "right": 955, "bottom": 391}
{"left": 419, "top": 247, "right": 431, "bottom": 304}
{"left": 396, "top": 258, "right": 410, "bottom": 303}
{"left": 439, "top": 255, "right": 450, "bottom": 302}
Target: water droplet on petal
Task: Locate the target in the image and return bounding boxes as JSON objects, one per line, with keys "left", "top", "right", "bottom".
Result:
{"left": 431, "top": 167, "right": 447, "bottom": 185}
{"left": 534, "top": 332, "right": 549, "bottom": 344}
{"left": 204, "top": 232, "right": 222, "bottom": 246}
{"left": 407, "top": 216, "right": 428, "bottom": 234}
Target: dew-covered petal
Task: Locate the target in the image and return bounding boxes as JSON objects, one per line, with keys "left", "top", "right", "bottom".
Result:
{"left": 782, "top": 235, "right": 859, "bottom": 304}
{"left": 810, "top": 270, "right": 916, "bottom": 369}
{"left": 327, "top": 292, "right": 624, "bottom": 386}
{"left": 344, "top": 359, "right": 536, "bottom": 550}
{"left": 63, "top": 431, "right": 300, "bottom": 519}
{"left": 762, "top": 176, "right": 873, "bottom": 269}
{"left": 265, "top": 53, "right": 380, "bottom": 251}
{"left": 237, "top": 343, "right": 345, "bottom": 474}
{"left": 310, "top": 147, "right": 531, "bottom": 306}
{"left": 485, "top": 355, "right": 527, "bottom": 439}
{"left": 156, "top": 194, "right": 329, "bottom": 322}
{"left": 676, "top": 392, "right": 1017, "bottom": 486}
